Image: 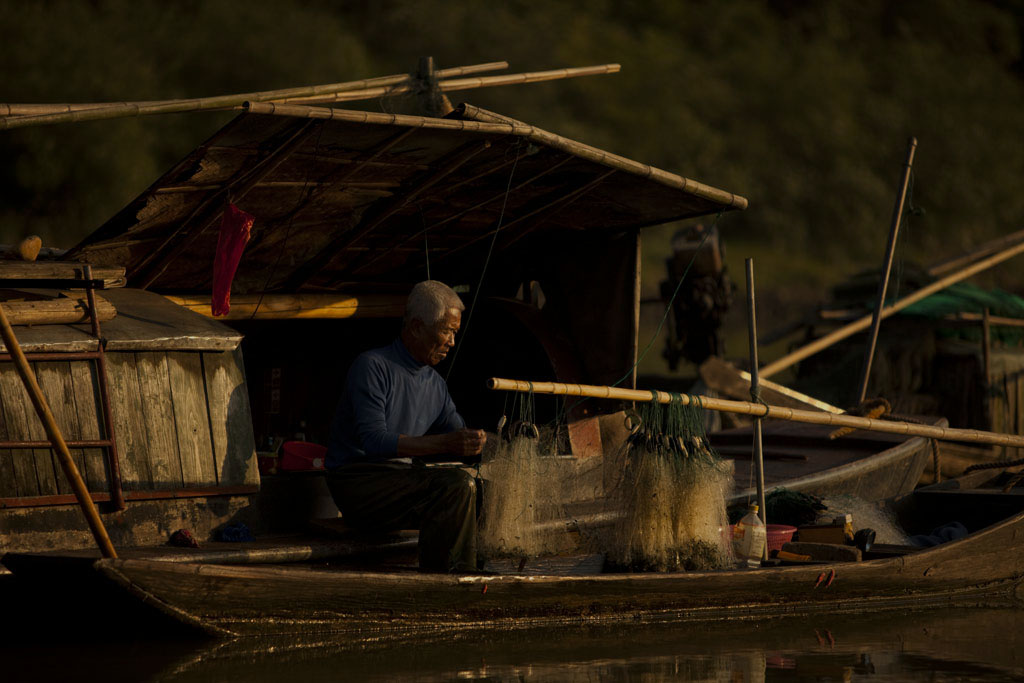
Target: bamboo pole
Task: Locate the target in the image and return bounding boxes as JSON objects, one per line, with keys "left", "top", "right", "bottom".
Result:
{"left": 0, "top": 302, "right": 117, "bottom": 558}
{"left": 458, "top": 104, "right": 749, "bottom": 211}
{"left": 486, "top": 377, "right": 1024, "bottom": 449}
{"left": 745, "top": 259, "right": 767, "bottom": 530}
{"left": 0, "top": 62, "right": 615, "bottom": 126}
{"left": 0, "top": 61, "right": 509, "bottom": 129}
{"left": 856, "top": 137, "right": 917, "bottom": 404}
{"left": 236, "top": 101, "right": 747, "bottom": 212}
{"left": 279, "top": 64, "right": 622, "bottom": 105}
{"left": 631, "top": 229, "right": 642, "bottom": 390}
{"left": 759, "top": 238, "right": 1024, "bottom": 379}
{"left": 944, "top": 312, "right": 1024, "bottom": 328}
{"left": 927, "top": 227, "right": 1024, "bottom": 278}
{"left": 983, "top": 307, "right": 995, "bottom": 459}
{"left": 163, "top": 293, "right": 406, "bottom": 320}
{"left": 699, "top": 357, "right": 844, "bottom": 414}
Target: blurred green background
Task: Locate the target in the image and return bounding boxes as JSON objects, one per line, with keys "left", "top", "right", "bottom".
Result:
{"left": 3, "top": 0, "right": 1023, "bottom": 373}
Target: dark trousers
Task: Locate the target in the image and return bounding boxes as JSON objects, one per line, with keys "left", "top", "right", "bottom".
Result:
{"left": 326, "top": 462, "right": 477, "bottom": 572}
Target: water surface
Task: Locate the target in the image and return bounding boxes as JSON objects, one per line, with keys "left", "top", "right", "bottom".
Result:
{"left": 6, "top": 606, "right": 1024, "bottom": 682}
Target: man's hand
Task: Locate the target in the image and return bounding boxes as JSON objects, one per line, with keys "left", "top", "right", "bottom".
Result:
{"left": 444, "top": 428, "right": 486, "bottom": 457}
{"left": 397, "top": 429, "right": 486, "bottom": 458}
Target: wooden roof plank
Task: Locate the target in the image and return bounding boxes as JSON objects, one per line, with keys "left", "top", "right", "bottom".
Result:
{"left": 70, "top": 103, "right": 748, "bottom": 292}
{"left": 133, "top": 120, "right": 321, "bottom": 288}
{"left": 0, "top": 262, "right": 126, "bottom": 288}
{"left": 0, "top": 289, "right": 241, "bottom": 353}
{"left": 350, "top": 154, "right": 576, "bottom": 276}
{"left": 282, "top": 139, "right": 493, "bottom": 290}
{"left": 436, "top": 169, "right": 617, "bottom": 265}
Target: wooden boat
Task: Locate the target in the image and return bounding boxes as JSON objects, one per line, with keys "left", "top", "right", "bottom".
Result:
{"left": 5, "top": 469, "right": 1023, "bottom": 638}
{"left": 0, "top": 93, "right": 749, "bottom": 556}
{"left": 716, "top": 417, "right": 942, "bottom": 502}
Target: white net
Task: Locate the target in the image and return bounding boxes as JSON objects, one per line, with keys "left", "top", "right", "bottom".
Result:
{"left": 606, "top": 439, "right": 734, "bottom": 571}
{"left": 479, "top": 433, "right": 546, "bottom": 557}
{"left": 478, "top": 397, "right": 735, "bottom": 572}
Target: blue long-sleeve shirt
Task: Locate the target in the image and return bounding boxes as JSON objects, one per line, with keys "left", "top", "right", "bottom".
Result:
{"left": 326, "top": 338, "right": 465, "bottom": 469}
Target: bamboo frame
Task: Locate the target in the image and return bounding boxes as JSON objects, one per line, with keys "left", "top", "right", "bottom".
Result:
{"left": 458, "top": 104, "right": 749, "bottom": 211}
{"left": 0, "top": 61, "right": 510, "bottom": 128}
{"left": 280, "top": 64, "right": 621, "bottom": 105}
{"left": 486, "top": 377, "right": 1024, "bottom": 449}
{"left": 242, "top": 102, "right": 749, "bottom": 211}
{"left": 759, "top": 238, "right": 1024, "bottom": 378}
{"left": 0, "top": 63, "right": 618, "bottom": 129}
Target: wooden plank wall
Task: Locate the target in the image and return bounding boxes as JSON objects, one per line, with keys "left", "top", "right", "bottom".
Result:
{"left": 0, "top": 350, "right": 257, "bottom": 498}
{"left": 992, "top": 367, "right": 1024, "bottom": 462}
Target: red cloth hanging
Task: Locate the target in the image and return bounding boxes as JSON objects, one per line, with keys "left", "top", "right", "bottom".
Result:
{"left": 211, "top": 203, "right": 255, "bottom": 316}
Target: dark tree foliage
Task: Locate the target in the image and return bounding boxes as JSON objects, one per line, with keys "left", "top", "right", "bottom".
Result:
{"left": 1, "top": 0, "right": 1022, "bottom": 281}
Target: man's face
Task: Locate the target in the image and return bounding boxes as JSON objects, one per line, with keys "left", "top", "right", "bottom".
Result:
{"left": 413, "top": 308, "right": 462, "bottom": 366}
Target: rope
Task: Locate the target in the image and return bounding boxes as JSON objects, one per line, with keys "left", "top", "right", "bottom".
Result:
{"left": 251, "top": 121, "right": 326, "bottom": 319}
{"left": 445, "top": 138, "right": 524, "bottom": 381}
{"left": 1002, "top": 470, "right": 1024, "bottom": 492}
{"left": 749, "top": 385, "right": 771, "bottom": 416}
{"left": 559, "top": 213, "right": 724, "bottom": 421}
{"left": 844, "top": 405, "right": 944, "bottom": 482}
{"left": 963, "top": 456, "right": 1024, "bottom": 473}
{"left": 889, "top": 168, "right": 924, "bottom": 306}
{"left": 421, "top": 209, "right": 431, "bottom": 280}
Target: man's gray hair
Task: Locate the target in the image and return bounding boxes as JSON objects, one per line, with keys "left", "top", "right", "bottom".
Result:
{"left": 404, "top": 280, "right": 465, "bottom": 326}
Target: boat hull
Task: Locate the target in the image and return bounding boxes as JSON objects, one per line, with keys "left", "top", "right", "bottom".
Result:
{"left": 721, "top": 419, "right": 942, "bottom": 502}
{"left": 88, "top": 508, "right": 1024, "bottom": 637}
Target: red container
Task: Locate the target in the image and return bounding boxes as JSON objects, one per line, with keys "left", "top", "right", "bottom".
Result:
{"left": 766, "top": 524, "right": 798, "bottom": 551}
{"left": 279, "top": 441, "right": 327, "bottom": 472}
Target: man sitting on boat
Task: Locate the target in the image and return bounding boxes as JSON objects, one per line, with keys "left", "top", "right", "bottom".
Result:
{"left": 325, "top": 280, "right": 486, "bottom": 572}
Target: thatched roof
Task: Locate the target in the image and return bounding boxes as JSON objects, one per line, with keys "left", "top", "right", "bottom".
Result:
{"left": 68, "top": 102, "right": 747, "bottom": 293}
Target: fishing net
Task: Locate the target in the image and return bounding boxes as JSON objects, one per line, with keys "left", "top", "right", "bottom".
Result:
{"left": 900, "top": 283, "right": 1024, "bottom": 345}
{"left": 728, "top": 488, "right": 827, "bottom": 527}
{"left": 606, "top": 394, "right": 734, "bottom": 571}
{"left": 820, "top": 494, "right": 913, "bottom": 545}
{"left": 478, "top": 391, "right": 567, "bottom": 558}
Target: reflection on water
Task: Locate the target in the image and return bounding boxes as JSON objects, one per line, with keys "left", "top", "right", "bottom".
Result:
{"left": 6, "top": 607, "right": 1024, "bottom": 682}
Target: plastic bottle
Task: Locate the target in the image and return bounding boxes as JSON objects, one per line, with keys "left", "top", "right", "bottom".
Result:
{"left": 733, "top": 503, "right": 766, "bottom": 568}
{"left": 834, "top": 513, "right": 855, "bottom": 544}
